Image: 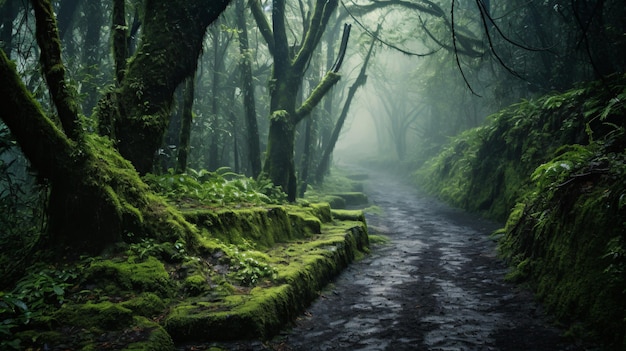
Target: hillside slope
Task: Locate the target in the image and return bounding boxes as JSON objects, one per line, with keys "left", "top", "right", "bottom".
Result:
{"left": 416, "top": 74, "right": 626, "bottom": 349}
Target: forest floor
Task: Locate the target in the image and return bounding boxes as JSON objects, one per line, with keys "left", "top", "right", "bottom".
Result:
{"left": 194, "top": 165, "right": 597, "bottom": 351}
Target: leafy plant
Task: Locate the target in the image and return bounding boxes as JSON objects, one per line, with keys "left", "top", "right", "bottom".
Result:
{"left": 0, "top": 266, "right": 77, "bottom": 349}
{"left": 530, "top": 145, "right": 595, "bottom": 188}
{"left": 221, "top": 244, "right": 277, "bottom": 287}
{"left": 144, "top": 167, "right": 286, "bottom": 205}
{"left": 0, "top": 123, "right": 47, "bottom": 288}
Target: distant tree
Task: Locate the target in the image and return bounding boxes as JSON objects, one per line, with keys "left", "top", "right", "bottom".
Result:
{"left": 236, "top": 0, "right": 262, "bottom": 177}
{"left": 315, "top": 26, "right": 378, "bottom": 181}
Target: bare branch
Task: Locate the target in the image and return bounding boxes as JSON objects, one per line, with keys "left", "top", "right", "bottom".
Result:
{"left": 248, "top": 0, "right": 275, "bottom": 54}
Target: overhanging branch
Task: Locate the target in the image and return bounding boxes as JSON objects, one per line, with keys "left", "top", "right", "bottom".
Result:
{"left": 295, "top": 71, "right": 341, "bottom": 123}
{"left": 248, "top": 0, "right": 275, "bottom": 54}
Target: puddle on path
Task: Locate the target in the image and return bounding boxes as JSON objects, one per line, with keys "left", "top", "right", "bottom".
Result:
{"left": 199, "top": 169, "right": 591, "bottom": 351}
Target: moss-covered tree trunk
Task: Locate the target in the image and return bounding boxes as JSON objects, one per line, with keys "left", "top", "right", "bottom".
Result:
{"left": 250, "top": 0, "right": 343, "bottom": 201}
{"left": 110, "top": 0, "right": 230, "bottom": 175}
{"left": 0, "top": 0, "right": 230, "bottom": 253}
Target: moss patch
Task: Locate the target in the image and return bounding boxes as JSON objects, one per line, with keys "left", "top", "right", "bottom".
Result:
{"left": 84, "top": 255, "right": 174, "bottom": 297}
{"left": 164, "top": 220, "right": 368, "bottom": 342}
{"left": 9, "top": 201, "right": 369, "bottom": 350}
{"left": 55, "top": 301, "right": 134, "bottom": 330}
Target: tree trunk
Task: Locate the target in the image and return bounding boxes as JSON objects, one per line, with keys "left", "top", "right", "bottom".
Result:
{"left": 236, "top": 0, "right": 261, "bottom": 177}
{"left": 262, "top": 111, "right": 297, "bottom": 201}
{"left": 176, "top": 75, "right": 195, "bottom": 173}
{"left": 208, "top": 25, "right": 222, "bottom": 171}
{"left": 0, "top": 0, "right": 230, "bottom": 253}
{"left": 81, "top": 0, "right": 104, "bottom": 113}
{"left": 110, "top": 0, "right": 230, "bottom": 175}
{"left": 112, "top": 0, "right": 128, "bottom": 84}
{"left": 56, "top": 0, "right": 81, "bottom": 40}
{"left": 315, "top": 29, "right": 376, "bottom": 182}
{"left": 251, "top": 0, "right": 343, "bottom": 200}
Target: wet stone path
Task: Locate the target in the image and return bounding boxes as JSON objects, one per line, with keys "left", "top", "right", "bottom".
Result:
{"left": 215, "top": 169, "right": 589, "bottom": 351}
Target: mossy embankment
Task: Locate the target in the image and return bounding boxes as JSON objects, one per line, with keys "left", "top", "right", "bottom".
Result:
{"left": 415, "top": 74, "right": 626, "bottom": 349}
{"left": 7, "top": 197, "right": 369, "bottom": 350}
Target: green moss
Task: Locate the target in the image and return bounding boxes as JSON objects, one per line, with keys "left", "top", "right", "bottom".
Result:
{"left": 120, "top": 292, "right": 166, "bottom": 317}
{"left": 183, "top": 274, "right": 209, "bottom": 296}
{"left": 55, "top": 301, "right": 134, "bottom": 330}
{"left": 184, "top": 207, "right": 295, "bottom": 248}
{"left": 122, "top": 317, "right": 176, "bottom": 351}
{"left": 322, "top": 195, "right": 346, "bottom": 209}
{"left": 368, "top": 234, "right": 390, "bottom": 245}
{"left": 84, "top": 256, "right": 173, "bottom": 297}
{"left": 164, "top": 220, "right": 369, "bottom": 343}
{"left": 332, "top": 209, "right": 365, "bottom": 222}
{"left": 329, "top": 192, "right": 368, "bottom": 207}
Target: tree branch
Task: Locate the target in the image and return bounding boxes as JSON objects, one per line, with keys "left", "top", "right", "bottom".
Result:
{"left": 0, "top": 51, "right": 75, "bottom": 179}
{"left": 331, "top": 23, "right": 351, "bottom": 72}
{"left": 293, "top": 0, "right": 338, "bottom": 72}
{"left": 248, "top": 0, "right": 275, "bottom": 54}
{"left": 31, "top": 0, "right": 83, "bottom": 141}
{"left": 294, "top": 71, "right": 341, "bottom": 123}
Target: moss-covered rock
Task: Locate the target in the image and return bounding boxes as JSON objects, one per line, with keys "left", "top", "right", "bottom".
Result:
{"left": 329, "top": 192, "right": 369, "bottom": 207}
{"left": 84, "top": 255, "right": 174, "bottom": 297}
{"left": 55, "top": 301, "right": 134, "bottom": 330}
{"left": 332, "top": 209, "right": 366, "bottom": 222}
{"left": 120, "top": 292, "right": 167, "bottom": 317}
{"left": 123, "top": 317, "right": 176, "bottom": 351}
{"left": 183, "top": 207, "right": 295, "bottom": 248}
{"left": 164, "top": 220, "right": 369, "bottom": 342}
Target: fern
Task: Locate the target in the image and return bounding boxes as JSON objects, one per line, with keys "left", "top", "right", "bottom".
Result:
{"left": 144, "top": 168, "right": 286, "bottom": 205}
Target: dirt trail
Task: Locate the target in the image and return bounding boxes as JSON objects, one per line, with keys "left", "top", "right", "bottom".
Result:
{"left": 197, "top": 168, "right": 590, "bottom": 351}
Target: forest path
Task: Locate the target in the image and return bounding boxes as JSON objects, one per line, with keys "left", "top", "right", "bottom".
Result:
{"left": 202, "top": 166, "right": 588, "bottom": 351}
{"left": 270, "top": 166, "right": 587, "bottom": 351}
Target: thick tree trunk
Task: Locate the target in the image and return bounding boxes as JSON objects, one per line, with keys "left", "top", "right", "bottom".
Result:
{"left": 262, "top": 111, "right": 297, "bottom": 201}
{"left": 112, "top": 0, "right": 230, "bottom": 175}
{"left": 0, "top": 0, "right": 230, "bottom": 253}
{"left": 251, "top": 0, "right": 342, "bottom": 201}
{"left": 1, "top": 50, "right": 196, "bottom": 253}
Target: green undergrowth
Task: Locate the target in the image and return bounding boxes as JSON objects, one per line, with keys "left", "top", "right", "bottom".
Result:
{"left": 416, "top": 74, "right": 626, "bottom": 349}
{"left": 144, "top": 167, "right": 287, "bottom": 206}
{"left": 2, "top": 201, "right": 369, "bottom": 350}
